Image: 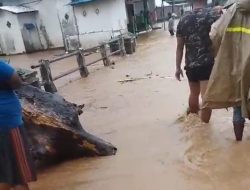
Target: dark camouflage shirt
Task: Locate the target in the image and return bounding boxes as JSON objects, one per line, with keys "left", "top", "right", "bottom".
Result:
{"left": 177, "top": 8, "right": 220, "bottom": 69}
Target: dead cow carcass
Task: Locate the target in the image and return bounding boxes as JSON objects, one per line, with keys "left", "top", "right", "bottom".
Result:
{"left": 16, "top": 85, "right": 117, "bottom": 168}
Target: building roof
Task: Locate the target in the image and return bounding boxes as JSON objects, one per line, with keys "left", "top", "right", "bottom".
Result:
{"left": 69, "top": 0, "right": 95, "bottom": 6}
{"left": 165, "top": 0, "right": 187, "bottom": 4}
{"left": 0, "top": 6, "right": 38, "bottom": 14}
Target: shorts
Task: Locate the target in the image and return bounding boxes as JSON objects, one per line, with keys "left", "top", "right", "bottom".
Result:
{"left": 0, "top": 126, "right": 37, "bottom": 185}
{"left": 233, "top": 106, "right": 245, "bottom": 125}
{"left": 185, "top": 65, "right": 213, "bottom": 82}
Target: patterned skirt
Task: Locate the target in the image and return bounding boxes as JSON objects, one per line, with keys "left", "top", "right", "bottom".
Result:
{"left": 0, "top": 126, "right": 37, "bottom": 185}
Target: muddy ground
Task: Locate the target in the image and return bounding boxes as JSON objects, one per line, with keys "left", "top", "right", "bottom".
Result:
{"left": 2, "top": 30, "right": 250, "bottom": 190}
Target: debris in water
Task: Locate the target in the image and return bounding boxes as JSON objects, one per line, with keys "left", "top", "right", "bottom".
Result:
{"left": 160, "top": 76, "right": 175, "bottom": 79}
{"left": 145, "top": 71, "right": 153, "bottom": 77}
{"left": 118, "top": 77, "right": 148, "bottom": 84}
{"left": 99, "top": 106, "right": 108, "bottom": 109}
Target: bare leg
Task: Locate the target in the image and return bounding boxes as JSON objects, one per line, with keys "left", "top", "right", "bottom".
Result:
{"left": 0, "top": 184, "right": 11, "bottom": 190}
{"left": 13, "top": 184, "right": 29, "bottom": 190}
{"left": 188, "top": 81, "right": 200, "bottom": 114}
{"left": 200, "top": 80, "right": 212, "bottom": 123}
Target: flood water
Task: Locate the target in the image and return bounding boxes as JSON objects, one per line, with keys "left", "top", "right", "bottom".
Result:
{"left": 2, "top": 30, "right": 250, "bottom": 190}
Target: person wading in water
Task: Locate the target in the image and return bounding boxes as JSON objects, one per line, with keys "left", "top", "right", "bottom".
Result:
{"left": 175, "top": 0, "right": 222, "bottom": 122}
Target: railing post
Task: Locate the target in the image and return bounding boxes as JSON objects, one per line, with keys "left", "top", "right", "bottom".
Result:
{"left": 39, "top": 60, "right": 57, "bottom": 93}
{"left": 119, "top": 35, "right": 126, "bottom": 56}
{"left": 77, "top": 51, "right": 89, "bottom": 77}
{"left": 100, "top": 44, "right": 111, "bottom": 66}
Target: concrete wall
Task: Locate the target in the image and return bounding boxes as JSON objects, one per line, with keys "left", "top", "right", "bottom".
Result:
{"left": 18, "top": 12, "right": 43, "bottom": 52}
{"left": 148, "top": 0, "right": 156, "bottom": 11}
{"left": 133, "top": 0, "right": 156, "bottom": 15}
{"left": 74, "top": 0, "right": 127, "bottom": 49}
{"left": 0, "top": 0, "right": 128, "bottom": 52}
{"left": 134, "top": 1, "right": 144, "bottom": 15}
{"left": 31, "top": 0, "right": 66, "bottom": 48}
{"left": 0, "top": 11, "right": 25, "bottom": 54}
{"left": 0, "top": 0, "right": 68, "bottom": 51}
{"left": 56, "top": 0, "right": 79, "bottom": 51}
{"left": 156, "top": 5, "right": 186, "bottom": 20}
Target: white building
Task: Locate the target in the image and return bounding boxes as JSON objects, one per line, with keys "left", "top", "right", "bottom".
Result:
{"left": 0, "top": 0, "right": 128, "bottom": 55}
{"left": 67, "top": 0, "right": 128, "bottom": 50}
{"left": 125, "top": 0, "right": 157, "bottom": 33}
{"left": 0, "top": 6, "right": 42, "bottom": 54}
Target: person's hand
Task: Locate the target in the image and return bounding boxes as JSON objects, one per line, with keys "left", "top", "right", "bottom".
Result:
{"left": 175, "top": 68, "right": 184, "bottom": 81}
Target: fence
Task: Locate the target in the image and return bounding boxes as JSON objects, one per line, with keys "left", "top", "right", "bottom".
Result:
{"left": 31, "top": 35, "right": 127, "bottom": 93}
{"left": 65, "top": 29, "right": 126, "bottom": 52}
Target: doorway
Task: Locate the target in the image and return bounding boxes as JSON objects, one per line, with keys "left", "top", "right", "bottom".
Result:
{"left": 21, "top": 23, "right": 43, "bottom": 53}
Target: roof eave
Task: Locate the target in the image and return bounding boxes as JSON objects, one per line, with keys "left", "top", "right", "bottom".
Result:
{"left": 68, "top": 0, "right": 95, "bottom": 6}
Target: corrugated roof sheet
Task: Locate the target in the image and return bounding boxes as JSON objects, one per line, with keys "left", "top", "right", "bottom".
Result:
{"left": 69, "top": 0, "right": 95, "bottom": 6}
{"left": 0, "top": 6, "right": 38, "bottom": 14}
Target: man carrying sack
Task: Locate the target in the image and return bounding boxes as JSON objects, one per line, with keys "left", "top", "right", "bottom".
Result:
{"left": 203, "top": 0, "right": 250, "bottom": 141}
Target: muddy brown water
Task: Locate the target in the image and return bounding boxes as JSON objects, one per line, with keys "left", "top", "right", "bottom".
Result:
{"left": 2, "top": 30, "right": 250, "bottom": 190}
